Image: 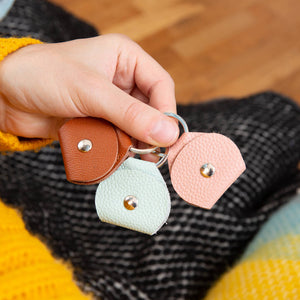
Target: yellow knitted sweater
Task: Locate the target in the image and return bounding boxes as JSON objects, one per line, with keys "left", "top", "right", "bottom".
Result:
{"left": 0, "top": 37, "right": 91, "bottom": 300}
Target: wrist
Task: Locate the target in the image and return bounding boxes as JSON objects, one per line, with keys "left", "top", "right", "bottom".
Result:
{"left": 0, "top": 38, "right": 43, "bottom": 136}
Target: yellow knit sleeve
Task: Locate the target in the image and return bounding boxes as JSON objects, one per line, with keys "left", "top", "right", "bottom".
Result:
{"left": 0, "top": 37, "right": 53, "bottom": 152}
{"left": 0, "top": 37, "right": 42, "bottom": 61}
{"left": 0, "top": 200, "right": 92, "bottom": 300}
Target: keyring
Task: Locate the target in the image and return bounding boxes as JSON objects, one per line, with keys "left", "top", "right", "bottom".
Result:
{"left": 130, "top": 145, "right": 158, "bottom": 155}
{"left": 129, "top": 144, "right": 168, "bottom": 168}
{"left": 153, "top": 147, "right": 169, "bottom": 168}
{"left": 154, "top": 111, "right": 189, "bottom": 168}
{"left": 129, "top": 112, "right": 188, "bottom": 168}
{"left": 150, "top": 112, "right": 189, "bottom": 168}
{"left": 164, "top": 112, "right": 189, "bottom": 133}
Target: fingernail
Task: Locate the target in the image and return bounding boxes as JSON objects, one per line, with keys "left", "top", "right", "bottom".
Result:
{"left": 150, "top": 118, "right": 178, "bottom": 145}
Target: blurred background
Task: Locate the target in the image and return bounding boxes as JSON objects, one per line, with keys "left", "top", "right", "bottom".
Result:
{"left": 50, "top": 0, "right": 300, "bottom": 105}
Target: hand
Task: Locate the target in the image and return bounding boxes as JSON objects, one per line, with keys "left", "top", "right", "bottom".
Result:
{"left": 0, "top": 34, "right": 179, "bottom": 147}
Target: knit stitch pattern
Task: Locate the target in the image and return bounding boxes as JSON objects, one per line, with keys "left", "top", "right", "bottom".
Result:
{"left": 204, "top": 194, "right": 300, "bottom": 300}
{"left": 0, "top": 92, "right": 299, "bottom": 300}
{"left": 0, "top": 126, "right": 53, "bottom": 152}
{"left": 0, "top": 0, "right": 98, "bottom": 42}
{"left": 0, "top": 37, "right": 41, "bottom": 61}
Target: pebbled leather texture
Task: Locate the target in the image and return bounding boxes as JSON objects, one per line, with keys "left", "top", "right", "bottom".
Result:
{"left": 168, "top": 132, "right": 246, "bottom": 209}
{"left": 95, "top": 157, "right": 171, "bottom": 235}
{"left": 58, "top": 117, "right": 132, "bottom": 185}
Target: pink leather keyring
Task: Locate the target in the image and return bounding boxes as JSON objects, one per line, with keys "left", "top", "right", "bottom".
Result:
{"left": 165, "top": 112, "right": 246, "bottom": 209}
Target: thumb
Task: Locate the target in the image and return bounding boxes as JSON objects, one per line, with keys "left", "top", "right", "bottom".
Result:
{"left": 76, "top": 78, "right": 179, "bottom": 147}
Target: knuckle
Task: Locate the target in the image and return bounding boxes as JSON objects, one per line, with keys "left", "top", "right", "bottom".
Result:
{"left": 147, "top": 74, "right": 175, "bottom": 97}
{"left": 123, "top": 101, "right": 144, "bottom": 125}
{"left": 162, "top": 72, "right": 175, "bottom": 88}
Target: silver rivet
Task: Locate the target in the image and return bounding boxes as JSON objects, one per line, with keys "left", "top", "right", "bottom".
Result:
{"left": 78, "top": 139, "right": 92, "bottom": 152}
{"left": 124, "top": 195, "right": 138, "bottom": 210}
{"left": 200, "top": 163, "right": 215, "bottom": 178}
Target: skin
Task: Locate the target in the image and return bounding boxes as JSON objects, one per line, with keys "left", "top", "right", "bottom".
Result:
{"left": 0, "top": 34, "right": 179, "bottom": 151}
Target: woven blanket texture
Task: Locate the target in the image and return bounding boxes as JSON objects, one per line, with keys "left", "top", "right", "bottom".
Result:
{"left": 0, "top": 0, "right": 98, "bottom": 42}
{"left": 1, "top": 1, "right": 300, "bottom": 299}
{"left": 0, "top": 92, "right": 299, "bottom": 300}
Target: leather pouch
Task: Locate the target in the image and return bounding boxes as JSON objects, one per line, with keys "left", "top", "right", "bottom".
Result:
{"left": 58, "top": 117, "right": 132, "bottom": 185}
{"left": 95, "top": 157, "right": 171, "bottom": 235}
{"left": 168, "top": 132, "right": 246, "bottom": 209}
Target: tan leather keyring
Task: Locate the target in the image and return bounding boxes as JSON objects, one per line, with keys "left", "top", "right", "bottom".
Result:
{"left": 58, "top": 117, "right": 132, "bottom": 185}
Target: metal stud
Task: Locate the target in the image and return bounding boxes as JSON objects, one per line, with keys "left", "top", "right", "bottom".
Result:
{"left": 78, "top": 139, "right": 92, "bottom": 152}
{"left": 200, "top": 163, "right": 215, "bottom": 178}
{"left": 124, "top": 195, "right": 138, "bottom": 210}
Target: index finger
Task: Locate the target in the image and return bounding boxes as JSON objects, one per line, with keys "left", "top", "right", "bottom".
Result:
{"left": 128, "top": 42, "right": 177, "bottom": 114}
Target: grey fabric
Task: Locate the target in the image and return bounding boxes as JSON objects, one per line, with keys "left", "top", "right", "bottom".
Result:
{"left": 0, "top": 0, "right": 98, "bottom": 41}
{"left": 0, "top": 92, "right": 299, "bottom": 300}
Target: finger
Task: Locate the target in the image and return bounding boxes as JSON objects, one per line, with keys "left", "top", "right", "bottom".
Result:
{"left": 130, "top": 86, "right": 149, "bottom": 104}
{"left": 129, "top": 43, "right": 177, "bottom": 113}
{"left": 4, "top": 108, "right": 64, "bottom": 139}
{"left": 130, "top": 84, "right": 179, "bottom": 137}
{"left": 76, "top": 77, "right": 179, "bottom": 147}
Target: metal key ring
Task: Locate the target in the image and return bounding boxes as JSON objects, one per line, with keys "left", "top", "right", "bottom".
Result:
{"left": 130, "top": 145, "right": 158, "bottom": 155}
{"left": 153, "top": 112, "right": 189, "bottom": 168}
{"left": 153, "top": 147, "right": 169, "bottom": 168}
{"left": 164, "top": 112, "right": 189, "bottom": 133}
{"left": 130, "top": 145, "right": 169, "bottom": 168}
{"left": 129, "top": 112, "right": 188, "bottom": 168}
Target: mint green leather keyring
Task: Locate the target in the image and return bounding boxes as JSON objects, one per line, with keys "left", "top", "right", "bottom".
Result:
{"left": 95, "top": 157, "right": 170, "bottom": 235}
